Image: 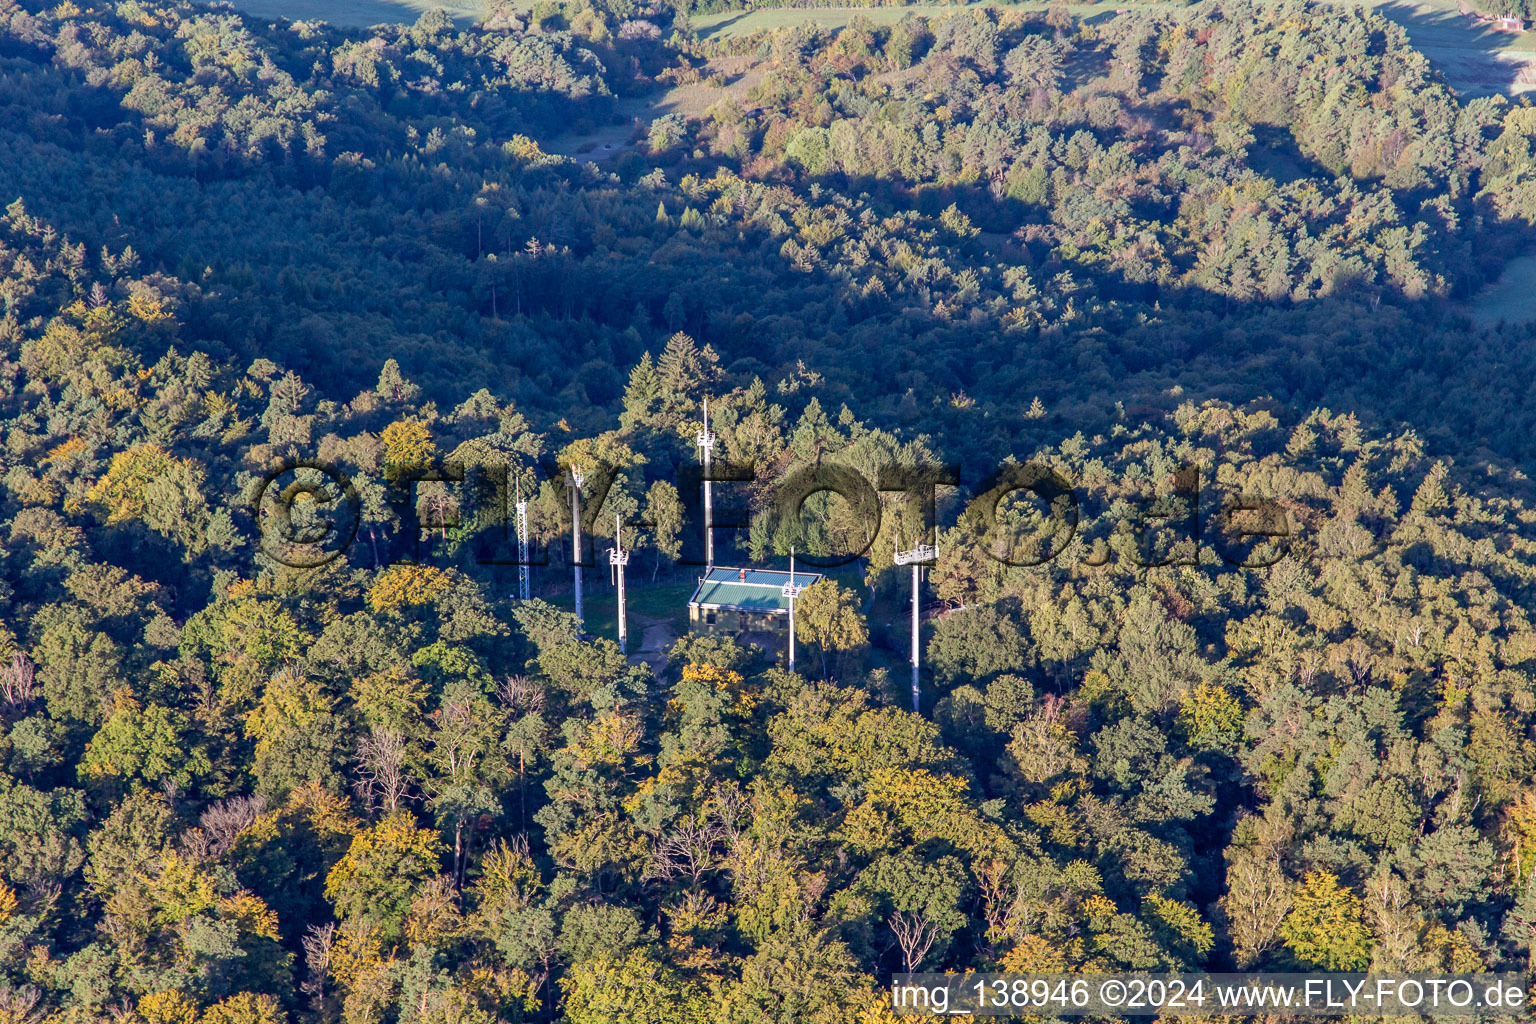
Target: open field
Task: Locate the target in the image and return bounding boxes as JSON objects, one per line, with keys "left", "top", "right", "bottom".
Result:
{"left": 688, "top": 0, "right": 1536, "bottom": 96}
{"left": 1353, "top": 0, "right": 1536, "bottom": 96}
{"left": 216, "top": 0, "right": 1536, "bottom": 95}
{"left": 693, "top": 0, "right": 1177, "bottom": 36}
{"left": 1354, "top": 0, "right": 1536, "bottom": 51}
{"left": 212, "top": 0, "right": 1536, "bottom": 161}
{"left": 1465, "top": 254, "right": 1536, "bottom": 328}
{"left": 543, "top": 578, "right": 699, "bottom": 645}
{"left": 542, "top": 55, "right": 765, "bottom": 159}
{"left": 217, "top": 0, "right": 486, "bottom": 27}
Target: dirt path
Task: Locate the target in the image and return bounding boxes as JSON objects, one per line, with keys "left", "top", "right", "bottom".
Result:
{"left": 630, "top": 613, "right": 677, "bottom": 679}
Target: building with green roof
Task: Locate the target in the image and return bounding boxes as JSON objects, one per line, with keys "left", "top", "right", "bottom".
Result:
{"left": 687, "top": 565, "right": 823, "bottom": 634}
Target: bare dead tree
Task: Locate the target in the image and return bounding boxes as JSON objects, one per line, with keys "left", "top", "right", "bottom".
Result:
{"left": 890, "top": 910, "right": 941, "bottom": 972}
{"left": 1297, "top": 648, "right": 1324, "bottom": 688}
{"left": 432, "top": 694, "right": 483, "bottom": 782}
{"left": 430, "top": 693, "right": 497, "bottom": 887}
{"left": 650, "top": 816, "right": 729, "bottom": 889}
{"left": 0, "top": 652, "right": 35, "bottom": 712}
{"left": 105, "top": 998, "right": 138, "bottom": 1024}
{"left": 20, "top": 879, "right": 61, "bottom": 923}
{"left": 421, "top": 490, "right": 455, "bottom": 542}
{"left": 0, "top": 985, "right": 45, "bottom": 1024}
{"left": 105, "top": 1000, "right": 144, "bottom": 1024}
{"left": 354, "top": 726, "right": 411, "bottom": 816}
{"left": 1367, "top": 868, "right": 1416, "bottom": 968}
{"left": 199, "top": 794, "right": 268, "bottom": 858}
{"left": 1330, "top": 636, "right": 1375, "bottom": 687}
{"left": 709, "top": 783, "right": 749, "bottom": 848}
{"left": 497, "top": 674, "right": 546, "bottom": 715}
{"left": 301, "top": 922, "right": 337, "bottom": 1002}
{"left": 180, "top": 827, "right": 213, "bottom": 862}
{"left": 976, "top": 859, "right": 1016, "bottom": 949}
{"left": 1221, "top": 852, "right": 1292, "bottom": 968}
{"left": 498, "top": 676, "right": 547, "bottom": 831}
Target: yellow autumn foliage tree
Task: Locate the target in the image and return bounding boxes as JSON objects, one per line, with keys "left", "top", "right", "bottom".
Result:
{"left": 201, "top": 993, "right": 285, "bottom": 1024}
{"left": 840, "top": 766, "right": 1014, "bottom": 864}
{"left": 675, "top": 662, "right": 755, "bottom": 716}
{"left": 88, "top": 443, "right": 197, "bottom": 523}
{"left": 1505, "top": 790, "right": 1536, "bottom": 881}
{"left": 324, "top": 813, "right": 444, "bottom": 935}
{"left": 244, "top": 668, "right": 333, "bottom": 765}
{"left": 1177, "top": 681, "right": 1245, "bottom": 751}
{"left": 559, "top": 949, "right": 706, "bottom": 1024}
{"left": 220, "top": 892, "right": 282, "bottom": 941}
{"left": 139, "top": 991, "right": 200, "bottom": 1024}
{"left": 1145, "top": 892, "right": 1215, "bottom": 959}
{"left": 1000, "top": 933, "right": 1081, "bottom": 972}
{"left": 379, "top": 419, "right": 437, "bottom": 478}
{"left": 1280, "top": 870, "right": 1374, "bottom": 970}
{"left": 44, "top": 435, "right": 87, "bottom": 463}
{"left": 366, "top": 564, "right": 453, "bottom": 613}
{"left": 146, "top": 850, "right": 220, "bottom": 925}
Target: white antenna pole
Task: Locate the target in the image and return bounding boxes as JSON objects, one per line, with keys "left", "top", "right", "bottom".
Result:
{"left": 610, "top": 513, "right": 630, "bottom": 655}
{"left": 568, "top": 468, "right": 585, "bottom": 625}
{"left": 788, "top": 548, "right": 795, "bottom": 672}
{"left": 781, "top": 546, "right": 803, "bottom": 673}
{"left": 697, "top": 397, "right": 715, "bottom": 569}
{"left": 515, "top": 481, "right": 530, "bottom": 603}
{"left": 895, "top": 538, "right": 938, "bottom": 713}
{"left": 910, "top": 560, "right": 919, "bottom": 708}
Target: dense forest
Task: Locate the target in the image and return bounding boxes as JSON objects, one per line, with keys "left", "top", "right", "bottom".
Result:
{"left": 5, "top": 0, "right": 1536, "bottom": 1021}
